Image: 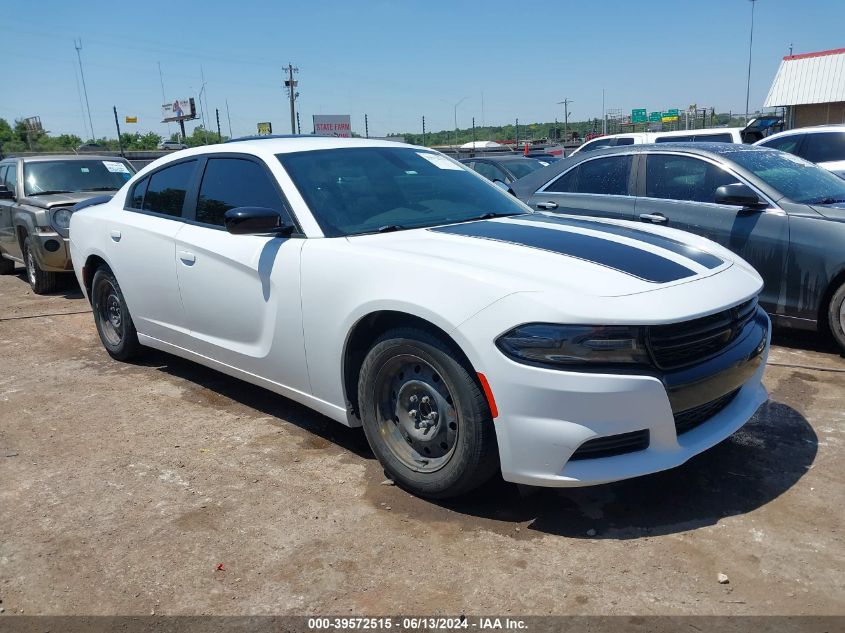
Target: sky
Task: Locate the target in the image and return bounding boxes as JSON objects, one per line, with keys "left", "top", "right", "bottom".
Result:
{"left": 1, "top": 0, "right": 843, "bottom": 140}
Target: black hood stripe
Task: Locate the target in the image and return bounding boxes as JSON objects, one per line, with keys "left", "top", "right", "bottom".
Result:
{"left": 431, "top": 221, "right": 697, "bottom": 283}
{"left": 526, "top": 215, "right": 724, "bottom": 269}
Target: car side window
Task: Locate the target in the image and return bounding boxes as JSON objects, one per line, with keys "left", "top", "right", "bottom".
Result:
{"left": 656, "top": 135, "right": 694, "bottom": 143}
{"left": 141, "top": 160, "right": 196, "bottom": 217}
{"left": 128, "top": 176, "right": 149, "bottom": 209}
{"left": 645, "top": 155, "right": 740, "bottom": 203}
{"left": 760, "top": 134, "right": 803, "bottom": 155}
{"left": 579, "top": 138, "right": 613, "bottom": 153}
{"left": 5, "top": 163, "right": 17, "bottom": 194}
{"left": 545, "top": 167, "right": 578, "bottom": 193}
{"left": 801, "top": 132, "right": 845, "bottom": 164}
{"left": 473, "top": 161, "right": 503, "bottom": 182}
{"left": 693, "top": 133, "right": 732, "bottom": 143}
{"left": 195, "top": 157, "right": 284, "bottom": 226}
{"left": 575, "top": 155, "right": 632, "bottom": 195}
{"left": 615, "top": 137, "right": 634, "bottom": 146}
{"left": 0, "top": 166, "right": 6, "bottom": 188}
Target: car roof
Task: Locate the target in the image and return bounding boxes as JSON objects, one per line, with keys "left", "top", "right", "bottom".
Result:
{"left": 206, "top": 136, "right": 413, "bottom": 154}
{"left": 461, "top": 155, "right": 542, "bottom": 163}
{"left": 760, "top": 124, "right": 845, "bottom": 140}
{"left": 5, "top": 154, "right": 131, "bottom": 163}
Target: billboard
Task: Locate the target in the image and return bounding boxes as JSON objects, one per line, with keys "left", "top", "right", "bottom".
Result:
{"left": 257, "top": 122, "right": 273, "bottom": 135}
{"left": 162, "top": 98, "right": 197, "bottom": 123}
{"left": 313, "top": 114, "right": 352, "bottom": 137}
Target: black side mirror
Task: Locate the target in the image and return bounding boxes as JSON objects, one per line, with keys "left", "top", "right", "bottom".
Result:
{"left": 0, "top": 185, "right": 14, "bottom": 200}
{"left": 714, "top": 183, "right": 767, "bottom": 210}
{"left": 224, "top": 207, "right": 290, "bottom": 235}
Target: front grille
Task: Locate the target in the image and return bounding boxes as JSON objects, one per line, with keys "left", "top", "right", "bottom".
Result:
{"left": 569, "top": 429, "right": 650, "bottom": 461}
{"left": 647, "top": 298, "right": 758, "bottom": 370}
{"left": 674, "top": 389, "right": 740, "bottom": 435}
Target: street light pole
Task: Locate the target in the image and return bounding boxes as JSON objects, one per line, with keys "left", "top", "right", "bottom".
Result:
{"left": 453, "top": 96, "right": 467, "bottom": 148}
{"left": 745, "top": 0, "right": 757, "bottom": 123}
{"left": 557, "top": 98, "right": 573, "bottom": 143}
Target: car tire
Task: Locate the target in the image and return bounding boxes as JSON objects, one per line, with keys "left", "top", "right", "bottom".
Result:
{"left": 828, "top": 282, "right": 845, "bottom": 354}
{"left": 23, "top": 236, "right": 57, "bottom": 294}
{"left": 358, "top": 327, "right": 499, "bottom": 499}
{"left": 91, "top": 266, "right": 140, "bottom": 361}
{"left": 0, "top": 256, "right": 14, "bottom": 275}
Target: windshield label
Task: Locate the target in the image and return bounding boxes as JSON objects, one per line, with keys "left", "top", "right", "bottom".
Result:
{"left": 417, "top": 152, "right": 462, "bottom": 170}
{"left": 102, "top": 161, "right": 130, "bottom": 174}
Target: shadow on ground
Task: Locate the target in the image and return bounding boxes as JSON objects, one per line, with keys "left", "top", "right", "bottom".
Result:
{"left": 771, "top": 327, "right": 842, "bottom": 357}
{"left": 132, "top": 347, "right": 817, "bottom": 541}
{"left": 14, "top": 269, "right": 85, "bottom": 300}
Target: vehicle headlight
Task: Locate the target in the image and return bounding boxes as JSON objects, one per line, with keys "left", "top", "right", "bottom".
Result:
{"left": 496, "top": 323, "right": 651, "bottom": 367}
{"left": 51, "top": 208, "right": 72, "bottom": 231}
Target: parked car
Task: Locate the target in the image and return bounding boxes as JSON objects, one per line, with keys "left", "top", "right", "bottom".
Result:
{"left": 76, "top": 143, "right": 107, "bottom": 153}
{"left": 70, "top": 138, "right": 769, "bottom": 498}
{"left": 0, "top": 155, "right": 135, "bottom": 293}
{"left": 571, "top": 116, "right": 782, "bottom": 155}
{"left": 459, "top": 156, "right": 548, "bottom": 186}
{"left": 510, "top": 143, "right": 845, "bottom": 351}
{"left": 755, "top": 124, "right": 845, "bottom": 178}
{"left": 158, "top": 140, "right": 188, "bottom": 151}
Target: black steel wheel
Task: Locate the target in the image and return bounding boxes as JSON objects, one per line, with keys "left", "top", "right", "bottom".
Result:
{"left": 91, "top": 266, "right": 140, "bottom": 361}
{"left": 358, "top": 327, "right": 498, "bottom": 498}
{"left": 829, "top": 281, "right": 845, "bottom": 354}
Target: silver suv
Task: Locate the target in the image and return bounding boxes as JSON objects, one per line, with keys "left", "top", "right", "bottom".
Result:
{"left": 0, "top": 155, "right": 135, "bottom": 293}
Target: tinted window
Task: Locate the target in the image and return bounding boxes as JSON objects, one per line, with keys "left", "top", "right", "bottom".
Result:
{"left": 0, "top": 166, "right": 6, "bottom": 188}
{"left": 801, "top": 132, "right": 845, "bottom": 164}
{"left": 656, "top": 135, "right": 694, "bottom": 143}
{"left": 545, "top": 167, "right": 578, "bottom": 193}
{"left": 645, "top": 155, "right": 740, "bottom": 203}
{"left": 5, "top": 163, "right": 17, "bottom": 192}
{"left": 502, "top": 158, "right": 546, "bottom": 180}
{"left": 579, "top": 138, "right": 614, "bottom": 153}
{"left": 473, "top": 161, "right": 504, "bottom": 182}
{"left": 693, "top": 133, "right": 732, "bottom": 143}
{"left": 615, "top": 137, "right": 634, "bottom": 146}
{"left": 129, "top": 177, "right": 148, "bottom": 209}
{"left": 142, "top": 160, "right": 196, "bottom": 217}
{"left": 760, "top": 134, "right": 803, "bottom": 154}
{"left": 726, "top": 149, "right": 845, "bottom": 204}
{"left": 196, "top": 158, "right": 283, "bottom": 226}
{"left": 22, "top": 159, "right": 133, "bottom": 196}
{"left": 277, "top": 147, "right": 528, "bottom": 237}
{"left": 576, "top": 156, "right": 632, "bottom": 195}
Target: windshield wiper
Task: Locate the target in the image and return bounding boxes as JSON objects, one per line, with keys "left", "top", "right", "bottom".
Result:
{"left": 377, "top": 224, "right": 405, "bottom": 233}
{"left": 27, "top": 190, "right": 72, "bottom": 196}
{"left": 813, "top": 197, "right": 845, "bottom": 205}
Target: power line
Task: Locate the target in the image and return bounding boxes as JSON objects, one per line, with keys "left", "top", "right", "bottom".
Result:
{"left": 74, "top": 38, "right": 95, "bottom": 141}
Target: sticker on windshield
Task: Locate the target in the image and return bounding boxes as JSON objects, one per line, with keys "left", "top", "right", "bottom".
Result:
{"left": 416, "top": 152, "right": 462, "bottom": 170}
{"left": 102, "top": 161, "right": 130, "bottom": 174}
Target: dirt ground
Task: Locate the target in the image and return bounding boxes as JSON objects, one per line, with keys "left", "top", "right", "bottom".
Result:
{"left": 1, "top": 269, "right": 843, "bottom": 617}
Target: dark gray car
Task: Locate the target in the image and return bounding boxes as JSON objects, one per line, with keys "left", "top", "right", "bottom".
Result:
{"left": 0, "top": 155, "right": 135, "bottom": 293}
{"left": 459, "top": 156, "right": 548, "bottom": 186}
{"left": 510, "top": 143, "right": 845, "bottom": 352}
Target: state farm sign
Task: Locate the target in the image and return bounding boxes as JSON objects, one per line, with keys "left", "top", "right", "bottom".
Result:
{"left": 313, "top": 115, "right": 352, "bottom": 137}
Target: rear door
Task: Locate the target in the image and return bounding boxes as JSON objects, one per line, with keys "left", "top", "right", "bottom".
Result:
{"left": 173, "top": 154, "right": 309, "bottom": 392}
{"left": 109, "top": 159, "right": 196, "bottom": 346}
{"left": 526, "top": 154, "right": 637, "bottom": 220}
{"left": 635, "top": 152, "right": 789, "bottom": 312}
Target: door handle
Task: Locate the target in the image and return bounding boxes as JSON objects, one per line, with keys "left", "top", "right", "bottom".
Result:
{"left": 536, "top": 201, "right": 558, "bottom": 210}
{"left": 639, "top": 213, "right": 667, "bottom": 224}
{"left": 177, "top": 250, "right": 196, "bottom": 264}
{"left": 109, "top": 230, "right": 121, "bottom": 241}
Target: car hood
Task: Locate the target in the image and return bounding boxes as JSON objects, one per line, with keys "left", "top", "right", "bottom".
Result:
{"left": 349, "top": 214, "right": 753, "bottom": 299}
{"left": 20, "top": 191, "right": 118, "bottom": 210}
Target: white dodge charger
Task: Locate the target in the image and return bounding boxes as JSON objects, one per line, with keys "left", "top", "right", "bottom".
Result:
{"left": 69, "top": 137, "right": 770, "bottom": 498}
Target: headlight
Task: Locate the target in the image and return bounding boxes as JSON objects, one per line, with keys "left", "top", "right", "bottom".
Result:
{"left": 51, "top": 208, "right": 72, "bottom": 231}
{"left": 496, "top": 323, "right": 651, "bottom": 367}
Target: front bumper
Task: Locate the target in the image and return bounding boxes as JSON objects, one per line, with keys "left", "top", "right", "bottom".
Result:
{"left": 31, "top": 232, "right": 72, "bottom": 272}
{"left": 465, "top": 309, "right": 770, "bottom": 488}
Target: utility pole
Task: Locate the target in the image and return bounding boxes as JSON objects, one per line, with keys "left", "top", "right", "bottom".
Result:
{"left": 364, "top": 114, "right": 369, "bottom": 138}
{"left": 158, "top": 62, "right": 171, "bottom": 137}
{"left": 74, "top": 38, "right": 95, "bottom": 141}
{"left": 216, "top": 108, "right": 221, "bottom": 140}
{"left": 113, "top": 106, "right": 124, "bottom": 157}
{"left": 602, "top": 89, "right": 606, "bottom": 135}
{"left": 472, "top": 117, "right": 476, "bottom": 156}
{"left": 515, "top": 118, "right": 519, "bottom": 148}
{"left": 200, "top": 66, "right": 210, "bottom": 144}
{"left": 284, "top": 63, "right": 299, "bottom": 134}
{"left": 745, "top": 0, "right": 757, "bottom": 123}
{"left": 422, "top": 116, "right": 426, "bottom": 146}
{"left": 225, "top": 99, "right": 233, "bottom": 137}
{"left": 453, "top": 97, "right": 467, "bottom": 149}
{"left": 296, "top": 111, "right": 301, "bottom": 134}
{"left": 557, "top": 98, "right": 573, "bottom": 143}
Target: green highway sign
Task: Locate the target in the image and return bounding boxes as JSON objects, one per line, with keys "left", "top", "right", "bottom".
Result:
{"left": 631, "top": 108, "right": 647, "bottom": 123}
{"left": 649, "top": 111, "right": 662, "bottom": 122}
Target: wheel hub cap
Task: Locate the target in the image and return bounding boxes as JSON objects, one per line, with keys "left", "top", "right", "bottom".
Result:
{"left": 107, "top": 295, "right": 122, "bottom": 328}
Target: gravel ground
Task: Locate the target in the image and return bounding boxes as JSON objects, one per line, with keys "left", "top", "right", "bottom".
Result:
{"left": 0, "top": 269, "right": 843, "bottom": 616}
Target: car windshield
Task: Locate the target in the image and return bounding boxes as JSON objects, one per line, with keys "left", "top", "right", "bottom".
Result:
{"left": 23, "top": 159, "right": 134, "bottom": 196}
{"left": 277, "top": 147, "right": 529, "bottom": 236}
{"left": 503, "top": 158, "right": 546, "bottom": 179}
{"left": 727, "top": 149, "right": 845, "bottom": 204}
